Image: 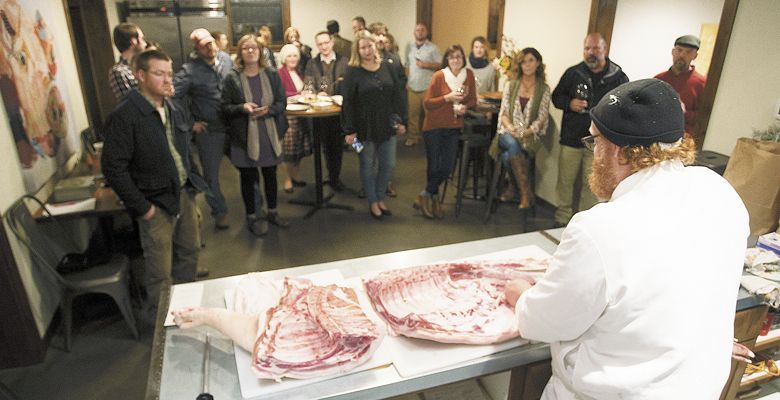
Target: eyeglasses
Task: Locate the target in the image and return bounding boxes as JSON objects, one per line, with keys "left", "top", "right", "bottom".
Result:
{"left": 241, "top": 46, "right": 259, "bottom": 52}
{"left": 581, "top": 134, "right": 599, "bottom": 151}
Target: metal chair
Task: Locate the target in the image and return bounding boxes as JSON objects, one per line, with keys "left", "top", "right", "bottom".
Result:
{"left": 5, "top": 195, "right": 138, "bottom": 351}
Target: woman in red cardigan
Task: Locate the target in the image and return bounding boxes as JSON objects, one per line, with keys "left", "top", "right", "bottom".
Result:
{"left": 277, "top": 44, "right": 312, "bottom": 193}
{"left": 413, "top": 44, "right": 477, "bottom": 219}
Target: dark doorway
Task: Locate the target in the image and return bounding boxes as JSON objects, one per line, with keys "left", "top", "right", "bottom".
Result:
{"left": 64, "top": 0, "right": 115, "bottom": 132}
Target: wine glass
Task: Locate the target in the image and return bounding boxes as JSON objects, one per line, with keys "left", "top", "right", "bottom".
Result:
{"left": 319, "top": 76, "right": 331, "bottom": 96}
{"left": 453, "top": 84, "right": 468, "bottom": 118}
{"left": 574, "top": 83, "right": 590, "bottom": 114}
{"left": 302, "top": 78, "right": 315, "bottom": 102}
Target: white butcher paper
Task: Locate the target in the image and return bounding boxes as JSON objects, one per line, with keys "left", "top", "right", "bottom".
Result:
{"left": 224, "top": 269, "right": 393, "bottom": 399}
{"left": 363, "top": 244, "right": 551, "bottom": 377}
{"left": 164, "top": 282, "right": 204, "bottom": 327}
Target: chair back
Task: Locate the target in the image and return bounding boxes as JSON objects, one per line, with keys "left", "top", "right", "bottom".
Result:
{"left": 5, "top": 196, "right": 74, "bottom": 285}
{"left": 81, "top": 128, "right": 98, "bottom": 157}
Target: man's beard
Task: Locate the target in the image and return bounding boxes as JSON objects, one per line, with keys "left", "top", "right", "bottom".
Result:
{"left": 588, "top": 155, "right": 619, "bottom": 201}
{"left": 584, "top": 55, "right": 599, "bottom": 69}
{"left": 672, "top": 59, "right": 687, "bottom": 72}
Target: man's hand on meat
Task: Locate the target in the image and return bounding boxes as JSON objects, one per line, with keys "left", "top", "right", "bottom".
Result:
{"left": 504, "top": 279, "right": 533, "bottom": 308}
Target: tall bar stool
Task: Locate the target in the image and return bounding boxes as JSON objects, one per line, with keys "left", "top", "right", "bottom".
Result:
{"left": 5, "top": 195, "right": 138, "bottom": 351}
{"left": 441, "top": 119, "right": 493, "bottom": 217}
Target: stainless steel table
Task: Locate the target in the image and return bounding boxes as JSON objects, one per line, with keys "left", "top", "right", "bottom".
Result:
{"left": 147, "top": 231, "right": 559, "bottom": 399}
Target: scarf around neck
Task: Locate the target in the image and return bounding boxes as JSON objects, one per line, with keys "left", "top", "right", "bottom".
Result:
{"left": 442, "top": 67, "right": 467, "bottom": 93}
{"left": 240, "top": 69, "right": 281, "bottom": 160}
{"left": 469, "top": 53, "right": 489, "bottom": 69}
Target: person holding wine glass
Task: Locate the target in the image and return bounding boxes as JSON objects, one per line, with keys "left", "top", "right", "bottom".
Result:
{"left": 551, "top": 32, "right": 628, "bottom": 227}
{"left": 489, "top": 47, "right": 551, "bottom": 210}
{"left": 413, "top": 44, "right": 477, "bottom": 220}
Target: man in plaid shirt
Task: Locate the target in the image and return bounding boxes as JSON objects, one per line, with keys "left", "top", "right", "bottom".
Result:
{"left": 109, "top": 23, "right": 147, "bottom": 101}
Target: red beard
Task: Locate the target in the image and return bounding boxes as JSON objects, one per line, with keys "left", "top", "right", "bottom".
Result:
{"left": 588, "top": 154, "right": 619, "bottom": 201}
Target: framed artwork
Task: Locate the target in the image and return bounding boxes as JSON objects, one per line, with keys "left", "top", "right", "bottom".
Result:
{"left": 0, "top": 0, "right": 80, "bottom": 193}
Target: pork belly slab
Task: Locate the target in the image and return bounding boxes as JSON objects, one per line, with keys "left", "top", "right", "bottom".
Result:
{"left": 363, "top": 260, "right": 546, "bottom": 344}
{"left": 251, "top": 279, "right": 383, "bottom": 381}
{"left": 173, "top": 274, "right": 383, "bottom": 382}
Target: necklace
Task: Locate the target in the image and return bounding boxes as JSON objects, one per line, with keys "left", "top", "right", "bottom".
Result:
{"left": 520, "top": 78, "right": 535, "bottom": 90}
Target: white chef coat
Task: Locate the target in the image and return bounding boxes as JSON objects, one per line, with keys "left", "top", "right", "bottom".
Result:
{"left": 516, "top": 160, "right": 749, "bottom": 400}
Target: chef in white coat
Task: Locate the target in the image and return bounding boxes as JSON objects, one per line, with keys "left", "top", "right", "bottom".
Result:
{"left": 505, "top": 79, "right": 749, "bottom": 399}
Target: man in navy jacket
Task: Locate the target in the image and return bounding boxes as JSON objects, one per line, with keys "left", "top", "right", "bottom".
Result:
{"left": 103, "top": 49, "right": 207, "bottom": 313}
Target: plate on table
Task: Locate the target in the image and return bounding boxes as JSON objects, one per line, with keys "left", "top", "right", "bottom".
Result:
{"left": 286, "top": 104, "right": 310, "bottom": 111}
{"left": 331, "top": 95, "right": 343, "bottom": 106}
{"left": 297, "top": 95, "right": 318, "bottom": 104}
{"left": 312, "top": 101, "right": 333, "bottom": 109}
{"left": 748, "top": 268, "right": 780, "bottom": 282}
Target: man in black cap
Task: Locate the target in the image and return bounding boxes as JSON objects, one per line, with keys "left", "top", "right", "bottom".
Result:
{"left": 551, "top": 33, "right": 629, "bottom": 227}
{"left": 504, "top": 79, "right": 749, "bottom": 399}
{"left": 655, "top": 34, "right": 707, "bottom": 138}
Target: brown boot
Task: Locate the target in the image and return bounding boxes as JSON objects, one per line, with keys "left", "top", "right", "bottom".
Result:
{"left": 413, "top": 194, "right": 434, "bottom": 219}
{"left": 509, "top": 155, "right": 534, "bottom": 210}
{"left": 499, "top": 180, "right": 517, "bottom": 203}
{"left": 431, "top": 195, "right": 445, "bottom": 219}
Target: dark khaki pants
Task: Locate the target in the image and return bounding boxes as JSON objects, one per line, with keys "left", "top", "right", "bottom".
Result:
{"left": 555, "top": 145, "right": 597, "bottom": 225}
{"left": 137, "top": 190, "right": 200, "bottom": 308}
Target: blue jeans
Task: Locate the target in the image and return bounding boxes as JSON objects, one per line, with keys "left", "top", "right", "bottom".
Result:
{"left": 194, "top": 130, "right": 228, "bottom": 216}
{"left": 423, "top": 128, "right": 459, "bottom": 195}
{"left": 498, "top": 133, "right": 526, "bottom": 168}
{"left": 359, "top": 136, "right": 396, "bottom": 203}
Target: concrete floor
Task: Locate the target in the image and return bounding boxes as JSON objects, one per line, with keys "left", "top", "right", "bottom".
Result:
{"left": 0, "top": 141, "right": 556, "bottom": 400}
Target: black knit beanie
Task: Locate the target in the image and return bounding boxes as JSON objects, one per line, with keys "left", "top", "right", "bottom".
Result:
{"left": 589, "top": 79, "right": 684, "bottom": 147}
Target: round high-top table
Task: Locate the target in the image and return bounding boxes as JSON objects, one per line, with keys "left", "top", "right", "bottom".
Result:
{"left": 286, "top": 104, "right": 353, "bottom": 218}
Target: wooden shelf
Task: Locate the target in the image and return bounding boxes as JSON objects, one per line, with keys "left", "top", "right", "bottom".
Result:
{"left": 740, "top": 361, "right": 780, "bottom": 387}
{"left": 755, "top": 328, "right": 780, "bottom": 352}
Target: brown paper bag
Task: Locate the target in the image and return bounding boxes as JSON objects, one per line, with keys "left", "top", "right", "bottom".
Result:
{"left": 723, "top": 138, "right": 780, "bottom": 235}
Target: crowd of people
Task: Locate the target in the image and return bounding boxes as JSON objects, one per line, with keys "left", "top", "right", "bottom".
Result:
{"left": 96, "top": 14, "right": 757, "bottom": 400}
{"left": 102, "top": 18, "right": 708, "bottom": 318}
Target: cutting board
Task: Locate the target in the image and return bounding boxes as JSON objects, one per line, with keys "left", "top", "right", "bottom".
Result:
{"left": 224, "top": 269, "right": 394, "bottom": 399}
{"left": 367, "top": 244, "right": 552, "bottom": 377}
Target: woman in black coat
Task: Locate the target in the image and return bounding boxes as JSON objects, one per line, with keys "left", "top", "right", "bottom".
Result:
{"left": 222, "top": 34, "right": 289, "bottom": 235}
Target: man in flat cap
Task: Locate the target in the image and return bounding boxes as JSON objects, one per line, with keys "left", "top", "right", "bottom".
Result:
{"left": 655, "top": 34, "right": 707, "bottom": 138}
{"left": 173, "top": 28, "right": 234, "bottom": 230}
{"left": 505, "top": 79, "right": 749, "bottom": 399}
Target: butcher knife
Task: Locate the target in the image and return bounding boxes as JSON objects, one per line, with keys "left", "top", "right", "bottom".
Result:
{"left": 196, "top": 333, "right": 214, "bottom": 400}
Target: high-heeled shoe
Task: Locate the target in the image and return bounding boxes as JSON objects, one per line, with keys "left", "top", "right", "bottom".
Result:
{"left": 413, "top": 195, "right": 434, "bottom": 219}
{"left": 370, "top": 209, "right": 384, "bottom": 220}
{"left": 291, "top": 179, "right": 307, "bottom": 187}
